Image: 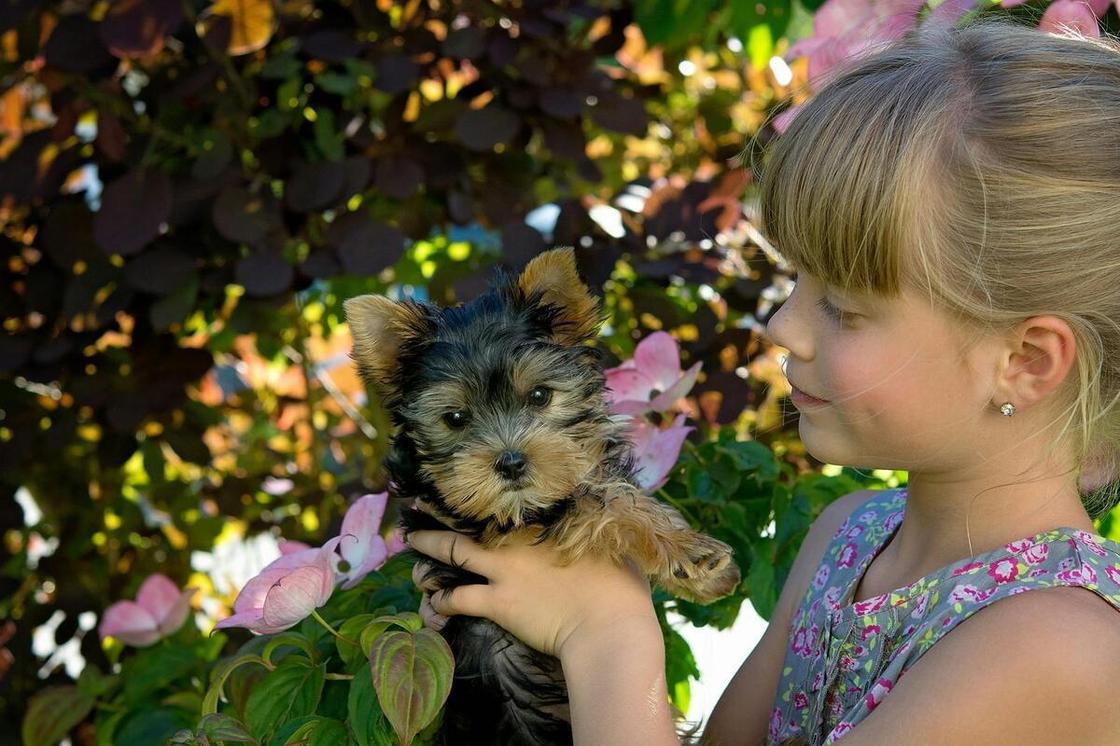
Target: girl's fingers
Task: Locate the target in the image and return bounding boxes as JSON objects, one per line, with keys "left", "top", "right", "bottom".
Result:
{"left": 407, "top": 530, "right": 496, "bottom": 579}
{"left": 428, "top": 583, "right": 490, "bottom": 619}
{"left": 419, "top": 592, "right": 448, "bottom": 632}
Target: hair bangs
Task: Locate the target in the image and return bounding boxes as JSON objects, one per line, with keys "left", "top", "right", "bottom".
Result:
{"left": 757, "top": 55, "right": 953, "bottom": 303}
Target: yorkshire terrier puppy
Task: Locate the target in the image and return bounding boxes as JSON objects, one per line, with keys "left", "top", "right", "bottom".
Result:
{"left": 344, "top": 247, "right": 740, "bottom": 745}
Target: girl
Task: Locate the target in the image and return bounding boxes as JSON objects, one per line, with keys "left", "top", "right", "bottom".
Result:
{"left": 405, "top": 15, "right": 1120, "bottom": 745}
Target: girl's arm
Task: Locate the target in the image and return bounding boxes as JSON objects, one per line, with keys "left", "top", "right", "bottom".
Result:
{"left": 558, "top": 611, "right": 681, "bottom": 745}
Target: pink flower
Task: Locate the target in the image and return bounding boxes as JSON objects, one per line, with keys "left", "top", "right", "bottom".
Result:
{"left": 988, "top": 557, "right": 1020, "bottom": 584}
{"left": 215, "top": 537, "right": 341, "bottom": 635}
{"left": 338, "top": 493, "right": 391, "bottom": 590}
{"left": 852, "top": 593, "right": 888, "bottom": 616}
{"left": 624, "top": 412, "right": 694, "bottom": 493}
{"left": 99, "top": 573, "right": 197, "bottom": 647}
{"left": 386, "top": 526, "right": 409, "bottom": 556}
{"left": 836, "top": 542, "right": 859, "bottom": 569}
{"left": 604, "top": 332, "right": 702, "bottom": 417}
{"left": 864, "top": 677, "right": 894, "bottom": 711}
{"left": 1039, "top": 0, "right": 1104, "bottom": 37}
{"left": 784, "top": 0, "right": 926, "bottom": 87}
{"left": 279, "top": 539, "right": 312, "bottom": 555}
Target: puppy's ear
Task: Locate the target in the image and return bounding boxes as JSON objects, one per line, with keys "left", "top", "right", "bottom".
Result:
{"left": 517, "top": 247, "right": 602, "bottom": 345}
{"left": 343, "top": 294, "right": 431, "bottom": 392}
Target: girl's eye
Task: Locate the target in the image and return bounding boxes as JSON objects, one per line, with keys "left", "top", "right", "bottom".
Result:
{"left": 443, "top": 411, "right": 469, "bottom": 429}
{"left": 816, "top": 297, "right": 847, "bottom": 323}
{"left": 527, "top": 386, "right": 552, "bottom": 406}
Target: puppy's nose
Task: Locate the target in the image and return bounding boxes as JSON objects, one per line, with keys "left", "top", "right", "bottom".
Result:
{"left": 495, "top": 451, "right": 527, "bottom": 480}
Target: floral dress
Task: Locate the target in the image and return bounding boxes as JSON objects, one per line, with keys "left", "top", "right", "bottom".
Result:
{"left": 766, "top": 487, "right": 1120, "bottom": 745}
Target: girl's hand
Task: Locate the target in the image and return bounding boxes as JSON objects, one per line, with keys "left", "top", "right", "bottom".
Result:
{"left": 406, "top": 528, "right": 657, "bottom": 661}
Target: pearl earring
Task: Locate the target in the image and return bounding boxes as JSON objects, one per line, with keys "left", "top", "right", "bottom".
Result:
{"left": 1000, "top": 402, "right": 1016, "bottom": 417}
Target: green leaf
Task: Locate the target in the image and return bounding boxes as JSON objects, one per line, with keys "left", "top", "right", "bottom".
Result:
{"left": 716, "top": 439, "right": 778, "bottom": 480}
{"left": 747, "top": 541, "right": 779, "bottom": 620}
{"left": 262, "top": 632, "right": 319, "bottom": 666}
{"left": 369, "top": 627, "right": 455, "bottom": 745}
{"left": 22, "top": 685, "right": 95, "bottom": 746}
{"left": 635, "top": 0, "right": 715, "bottom": 51}
{"left": 77, "top": 665, "right": 118, "bottom": 698}
{"left": 120, "top": 645, "right": 200, "bottom": 706}
{"left": 202, "top": 654, "right": 272, "bottom": 716}
{"left": 662, "top": 624, "right": 699, "bottom": 716}
{"left": 282, "top": 716, "right": 348, "bottom": 746}
{"left": 686, "top": 463, "right": 717, "bottom": 502}
{"left": 347, "top": 667, "right": 397, "bottom": 746}
{"left": 725, "top": 0, "right": 792, "bottom": 52}
{"left": 358, "top": 613, "right": 424, "bottom": 660}
{"left": 336, "top": 614, "right": 379, "bottom": 670}
{"left": 197, "top": 713, "right": 258, "bottom": 744}
{"left": 113, "top": 708, "right": 195, "bottom": 746}
{"left": 244, "top": 658, "right": 327, "bottom": 743}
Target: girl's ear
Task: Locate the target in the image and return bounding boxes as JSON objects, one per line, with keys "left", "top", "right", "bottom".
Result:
{"left": 343, "top": 294, "right": 432, "bottom": 391}
{"left": 516, "top": 247, "right": 603, "bottom": 345}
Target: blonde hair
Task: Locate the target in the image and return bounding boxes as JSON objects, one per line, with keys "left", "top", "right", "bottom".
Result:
{"left": 755, "top": 15, "right": 1120, "bottom": 519}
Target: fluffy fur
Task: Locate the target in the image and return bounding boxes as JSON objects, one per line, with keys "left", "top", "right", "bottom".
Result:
{"left": 344, "top": 248, "right": 740, "bottom": 745}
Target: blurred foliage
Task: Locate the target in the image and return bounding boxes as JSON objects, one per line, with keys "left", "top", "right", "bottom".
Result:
{"left": 6, "top": 0, "right": 1103, "bottom": 742}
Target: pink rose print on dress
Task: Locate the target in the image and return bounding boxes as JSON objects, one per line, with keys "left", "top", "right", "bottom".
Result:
{"left": 793, "top": 625, "right": 820, "bottom": 659}
{"left": 812, "top": 671, "right": 825, "bottom": 691}
{"left": 794, "top": 691, "right": 810, "bottom": 710}
{"left": 858, "top": 510, "right": 877, "bottom": 524}
{"left": 837, "top": 542, "right": 859, "bottom": 569}
{"left": 840, "top": 654, "right": 860, "bottom": 671}
{"left": 853, "top": 593, "right": 888, "bottom": 616}
{"left": 833, "top": 521, "right": 850, "bottom": 539}
{"left": 1104, "top": 564, "right": 1120, "bottom": 586}
{"left": 1022, "top": 542, "right": 1049, "bottom": 565}
{"left": 948, "top": 584, "right": 994, "bottom": 604}
{"left": 988, "top": 557, "right": 1020, "bottom": 584}
{"left": 884, "top": 510, "right": 905, "bottom": 531}
{"left": 1057, "top": 556, "right": 1077, "bottom": 572}
{"left": 1029, "top": 567, "right": 1050, "bottom": 578}
{"left": 1008, "top": 586, "right": 1030, "bottom": 596}
{"left": 828, "top": 721, "right": 855, "bottom": 739}
{"left": 910, "top": 590, "right": 930, "bottom": 619}
{"left": 864, "top": 677, "right": 894, "bottom": 712}
{"left": 951, "top": 560, "right": 985, "bottom": 577}
{"left": 768, "top": 708, "right": 783, "bottom": 742}
{"left": 861, "top": 623, "right": 881, "bottom": 640}
{"left": 1057, "top": 563, "right": 1097, "bottom": 584}
{"left": 1006, "top": 538, "right": 1034, "bottom": 554}
{"left": 813, "top": 563, "right": 832, "bottom": 590}
{"left": 845, "top": 524, "right": 865, "bottom": 539}
{"left": 1075, "top": 530, "right": 1109, "bottom": 557}
{"left": 825, "top": 585, "right": 843, "bottom": 610}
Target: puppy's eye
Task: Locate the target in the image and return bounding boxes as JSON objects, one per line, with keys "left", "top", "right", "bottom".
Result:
{"left": 443, "top": 411, "right": 470, "bottom": 429}
{"left": 527, "top": 386, "right": 552, "bottom": 406}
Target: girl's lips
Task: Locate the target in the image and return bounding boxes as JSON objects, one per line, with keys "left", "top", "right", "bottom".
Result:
{"left": 790, "top": 384, "right": 829, "bottom": 406}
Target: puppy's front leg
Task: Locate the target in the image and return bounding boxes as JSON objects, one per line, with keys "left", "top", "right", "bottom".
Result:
{"left": 549, "top": 485, "right": 740, "bottom": 604}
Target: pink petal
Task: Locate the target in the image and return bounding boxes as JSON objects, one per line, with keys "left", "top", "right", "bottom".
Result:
{"left": 338, "top": 493, "right": 389, "bottom": 568}
{"left": 232, "top": 567, "right": 292, "bottom": 614}
{"left": 340, "top": 536, "right": 390, "bottom": 590}
{"left": 604, "top": 367, "right": 656, "bottom": 407}
{"left": 316, "top": 536, "right": 343, "bottom": 600}
{"left": 135, "top": 573, "right": 182, "bottom": 620}
{"left": 772, "top": 105, "right": 803, "bottom": 135}
{"left": 385, "top": 527, "right": 409, "bottom": 557}
{"left": 214, "top": 610, "right": 266, "bottom": 631}
{"left": 156, "top": 588, "right": 197, "bottom": 637}
{"left": 279, "top": 540, "right": 312, "bottom": 555}
{"left": 1039, "top": 0, "right": 1101, "bottom": 35}
{"left": 99, "top": 601, "right": 161, "bottom": 647}
{"left": 1087, "top": 0, "right": 1110, "bottom": 16}
{"left": 927, "top": 0, "right": 975, "bottom": 24}
{"left": 649, "top": 361, "right": 702, "bottom": 413}
{"left": 632, "top": 332, "right": 684, "bottom": 392}
{"left": 261, "top": 566, "right": 326, "bottom": 630}
{"left": 627, "top": 415, "right": 693, "bottom": 493}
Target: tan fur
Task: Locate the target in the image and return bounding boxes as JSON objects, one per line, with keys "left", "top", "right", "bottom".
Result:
{"left": 516, "top": 248, "right": 603, "bottom": 345}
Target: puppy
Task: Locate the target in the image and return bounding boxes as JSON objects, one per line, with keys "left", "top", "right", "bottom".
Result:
{"left": 344, "top": 247, "right": 740, "bottom": 745}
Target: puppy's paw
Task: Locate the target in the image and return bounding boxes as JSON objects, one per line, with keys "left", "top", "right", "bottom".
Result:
{"left": 663, "top": 533, "right": 741, "bottom": 603}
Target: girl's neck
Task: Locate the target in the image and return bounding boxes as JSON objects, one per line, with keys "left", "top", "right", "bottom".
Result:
{"left": 885, "top": 473, "right": 1095, "bottom": 578}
